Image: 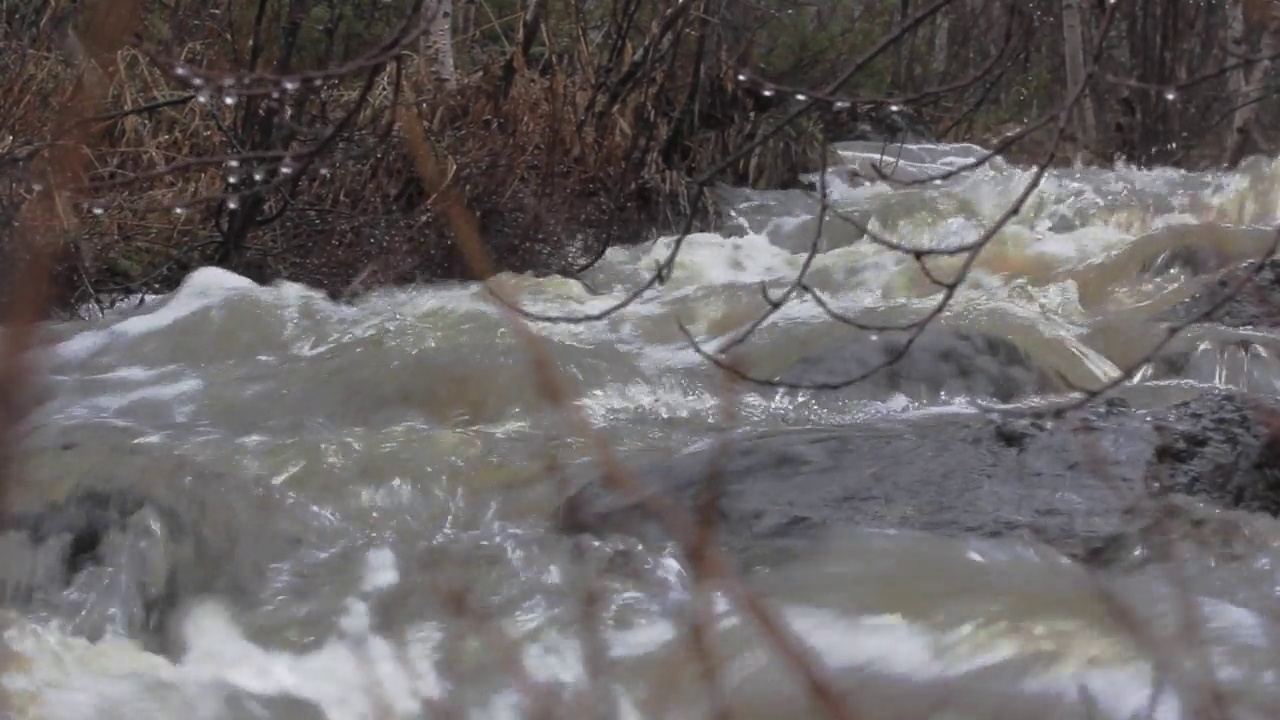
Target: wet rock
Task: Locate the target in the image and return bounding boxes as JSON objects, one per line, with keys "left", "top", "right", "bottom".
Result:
{"left": 0, "top": 424, "right": 313, "bottom": 654}
{"left": 0, "top": 488, "right": 193, "bottom": 647}
{"left": 559, "top": 389, "right": 1280, "bottom": 570}
{"left": 992, "top": 416, "right": 1049, "bottom": 450}
{"left": 822, "top": 105, "right": 936, "bottom": 145}
{"left": 1080, "top": 494, "right": 1280, "bottom": 569}
{"left": 1145, "top": 390, "right": 1280, "bottom": 513}
{"left": 1115, "top": 257, "right": 1280, "bottom": 389}
{"left": 773, "top": 327, "right": 1062, "bottom": 403}
{"left": 1156, "top": 257, "right": 1280, "bottom": 328}
{"left": 221, "top": 690, "right": 328, "bottom": 720}
{"left": 1068, "top": 224, "right": 1278, "bottom": 310}
{"left": 1139, "top": 243, "right": 1234, "bottom": 280}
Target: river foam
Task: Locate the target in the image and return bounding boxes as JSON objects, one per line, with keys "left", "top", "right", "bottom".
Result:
{"left": 10, "top": 142, "right": 1280, "bottom": 718}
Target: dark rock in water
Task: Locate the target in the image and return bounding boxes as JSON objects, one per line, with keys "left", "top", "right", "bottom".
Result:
{"left": 559, "top": 389, "right": 1280, "bottom": 570}
{"left": 773, "top": 328, "right": 1061, "bottom": 403}
{"left": 1157, "top": 257, "right": 1280, "bottom": 328}
{"left": 1080, "top": 493, "right": 1280, "bottom": 569}
{"left": 0, "top": 488, "right": 193, "bottom": 648}
{"left": 6, "top": 424, "right": 414, "bottom": 657}
{"left": 222, "top": 690, "right": 328, "bottom": 720}
{"left": 1068, "top": 224, "right": 1277, "bottom": 311}
{"left": 822, "top": 105, "right": 935, "bottom": 145}
{"left": 1105, "top": 256, "right": 1280, "bottom": 388}
{"left": 1145, "top": 390, "right": 1280, "bottom": 513}
{"left": 1139, "top": 243, "right": 1234, "bottom": 280}
{"left": 0, "top": 427, "right": 310, "bottom": 653}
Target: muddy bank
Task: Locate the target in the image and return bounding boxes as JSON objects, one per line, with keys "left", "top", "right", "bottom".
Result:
{"left": 560, "top": 388, "right": 1280, "bottom": 571}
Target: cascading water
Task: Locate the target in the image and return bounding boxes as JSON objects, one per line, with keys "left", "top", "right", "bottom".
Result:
{"left": 5, "top": 143, "right": 1280, "bottom": 719}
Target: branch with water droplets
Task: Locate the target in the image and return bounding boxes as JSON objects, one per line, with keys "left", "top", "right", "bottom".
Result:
{"left": 145, "top": 0, "right": 442, "bottom": 102}
{"left": 674, "top": 11, "right": 1112, "bottom": 391}
{"left": 487, "top": 0, "right": 1003, "bottom": 327}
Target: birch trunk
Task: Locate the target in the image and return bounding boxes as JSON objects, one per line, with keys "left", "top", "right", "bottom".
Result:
{"left": 892, "top": 0, "right": 910, "bottom": 90}
{"left": 420, "top": 0, "right": 457, "bottom": 90}
{"left": 1225, "top": 0, "right": 1249, "bottom": 143}
{"left": 931, "top": 10, "right": 949, "bottom": 80}
{"left": 1224, "top": 0, "right": 1279, "bottom": 167}
{"left": 1061, "top": 0, "right": 1097, "bottom": 149}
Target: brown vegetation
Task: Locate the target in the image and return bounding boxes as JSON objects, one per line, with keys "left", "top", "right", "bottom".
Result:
{"left": 2, "top": 0, "right": 1275, "bottom": 314}
{"left": 0, "top": 0, "right": 851, "bottom": 313}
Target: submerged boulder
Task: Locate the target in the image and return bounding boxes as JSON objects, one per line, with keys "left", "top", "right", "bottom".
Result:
{"left": 772, "top": 326, "right": 1063, "bottom": 403}
{"left": 0, "top": 488, "right": 192, "bottom": 647}
{"left": 1087, "top": 257, "right": 1280, "bottom": 390}
{"left": 1156, "top": 257, "right": 1280, "bottom": 328}
{"left": 1067, "top": 224, "right": 1278, "bottom": 311}
{"left": 823, "top": 105, "right": 936, "bottom": 145}
{"left": 0, "top": 424, "right": 305, "bottom": 654}
{"left": 559, "top": 389, "right": 1280, "bottom": 570}
{"left": 1080, "top": 493, "right": 1280, "bottom": 569}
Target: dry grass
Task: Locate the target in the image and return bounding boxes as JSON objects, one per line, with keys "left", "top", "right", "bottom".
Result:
{"left": 0, "top": 6, "right": 835, "bottom": 315}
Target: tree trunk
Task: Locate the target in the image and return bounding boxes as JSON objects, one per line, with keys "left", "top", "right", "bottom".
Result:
{"left": 1061, "top": 0, "right": 1097, "bottom": 151}
{"left": 1224, "top": 0, "right": 1278, "bottom": 167}
{"left": 891, "top": 0, "right": 911, "bottom": 90}
{"left": 931, "top": 9, "right": 949, "bottom": 80}
{"left": 420, "top": 0, "right": 457, "bottom": 90}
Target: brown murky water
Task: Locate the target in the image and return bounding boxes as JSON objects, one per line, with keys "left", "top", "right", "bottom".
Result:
{"left": 6, "top": 144, "right": 1280, "bottom": 720}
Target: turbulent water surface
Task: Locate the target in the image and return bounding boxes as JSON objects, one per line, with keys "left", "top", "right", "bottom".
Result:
{"left": 7, "top": 143, "right": 1280, "bottom": 719}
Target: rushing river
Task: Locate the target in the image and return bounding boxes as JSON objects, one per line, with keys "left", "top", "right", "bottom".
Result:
{"left": 6, "top": 142, "right": 1280, "bottom": 720}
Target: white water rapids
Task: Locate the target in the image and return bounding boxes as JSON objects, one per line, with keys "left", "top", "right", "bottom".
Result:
{"left": 5, "top": 143, "right": 1280, "bottom": 719}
